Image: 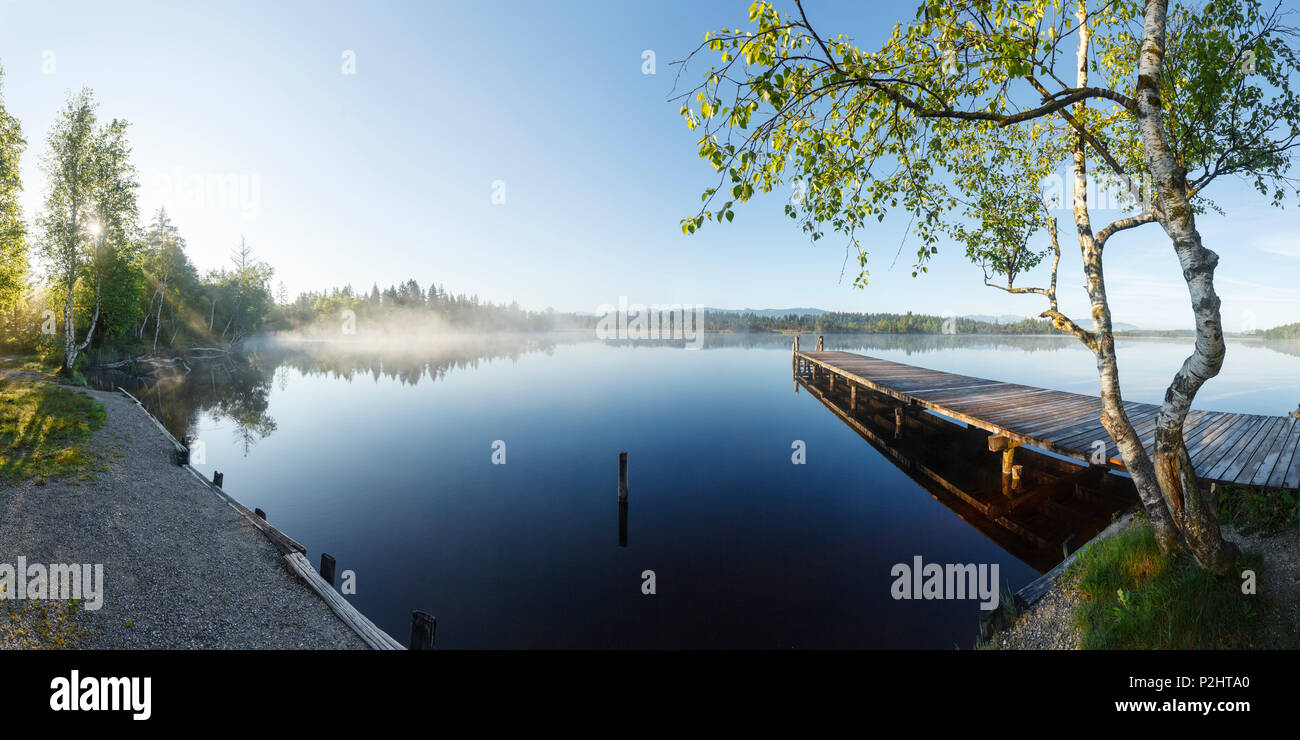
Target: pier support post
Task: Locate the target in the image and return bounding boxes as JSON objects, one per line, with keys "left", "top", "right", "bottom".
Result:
{"left": 988, "top": 436, "right": 1024, "bottom": 496}
{"left": 320, "top": 553, "right": 336, "bottom": 585}
{"left": 618, "top": 451, "right": 628, "bottom": 502}
{"left": 894, "top": 407, "right": 904, "bottom": 438}
{"left": 850, "top": 386, "right": 857, "bottom": 413}
{"left": 410, "top": 611, "right": 437, "bottom": 650}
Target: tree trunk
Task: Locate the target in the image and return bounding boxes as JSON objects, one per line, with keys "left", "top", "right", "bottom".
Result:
{"left": 152, "top": 282, "right": 165, "bottom": 353}
{"left": 76, "top": 274, "right": 102, "bottom": 356}
{"left": 63, "top": 282, "right": 76, "bottom": 371}
{"left": 1135, "top": 0, "right": 1237, "bottom": 573}
{"left": 1069, "top": 1, "right": 1183, "bottom": 550}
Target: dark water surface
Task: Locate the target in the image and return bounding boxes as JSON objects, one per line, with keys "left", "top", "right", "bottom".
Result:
{"left": 87, "top": 334, "right": 1300, "bottom": 648}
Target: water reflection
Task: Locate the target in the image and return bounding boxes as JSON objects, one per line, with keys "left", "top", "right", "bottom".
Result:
{"left": 88, "top": 354, "right": 277, "bottom": 455}
{"left": 85, "top": 333, "right": 580, "bottom": 447}
{"left": 795, "top": 368, "right": 1135, "bottom": 572}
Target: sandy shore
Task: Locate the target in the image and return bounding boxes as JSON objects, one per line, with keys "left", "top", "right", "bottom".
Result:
{"left": 0, "top": 381, "right": 366, "bottom": 649}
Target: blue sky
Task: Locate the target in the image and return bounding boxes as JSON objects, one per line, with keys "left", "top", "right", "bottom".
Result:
{"left": 0, "top": 0, "right": 1296, "bottom": 329}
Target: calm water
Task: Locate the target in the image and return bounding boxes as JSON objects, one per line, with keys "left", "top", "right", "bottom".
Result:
{"left": 88, "top": 334, "right": 1300, "bottom": 648}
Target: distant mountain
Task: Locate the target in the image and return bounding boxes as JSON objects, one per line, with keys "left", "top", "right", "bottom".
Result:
{"left": 704, "top": 307, "right": 828, "bottom": 317}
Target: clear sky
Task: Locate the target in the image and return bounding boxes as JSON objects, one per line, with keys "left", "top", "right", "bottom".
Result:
{"left": 0, "top": 0, "right": 1296, "bottom": 329}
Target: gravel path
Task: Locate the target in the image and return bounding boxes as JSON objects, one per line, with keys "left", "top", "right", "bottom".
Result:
{"left": 0, "top": 384, "right": 366, "bottom": 649}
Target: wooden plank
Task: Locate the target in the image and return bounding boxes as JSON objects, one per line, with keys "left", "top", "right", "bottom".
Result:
{"left": 1187, "top": 413, "right": 1245, "bottom": 467}
{"left": 1226, "top": 416, "right": 1284, "bottom": 485}
{"left": 1205, "top": 416, "right": 1273, "bottom": 481}
{"left": 1266, "top": 417, "right": 1300, "bottom": 489}
{"left": 1226, "top": 416, "right": 1289, "bottom": 484}
{"left": 1251, "top": 417, "right": 1297, "bottom": 487}
{"left": 284, "top": 552, "right": 405, "bottom": 650}
{"left": 1193, "top": 414, "right": 1261, "bottom": 474}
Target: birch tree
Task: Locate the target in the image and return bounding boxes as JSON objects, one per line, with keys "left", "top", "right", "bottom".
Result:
{"left": 675, "top": 0, "right": 1300, "bottom": 572}
{"left": 37, "top": 90, "right": 140, "bottom": 371}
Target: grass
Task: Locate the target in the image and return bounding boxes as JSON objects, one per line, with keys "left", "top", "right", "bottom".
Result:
{"left": 1070, "top": 521, "right": 1265, "bottom": 649}
{"left": 1215, "top": 485, "right": 1298, "bottom": 536}
{"left": 0, "top": 600, "right": 96, "bottom": 649}
{"left": 0, "top": 356, "right": 106, "bottom": 483}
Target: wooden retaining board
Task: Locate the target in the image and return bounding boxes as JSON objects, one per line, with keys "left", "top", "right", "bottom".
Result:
{"left": 796, "top": 351, "right": 1300, "bottom": 490}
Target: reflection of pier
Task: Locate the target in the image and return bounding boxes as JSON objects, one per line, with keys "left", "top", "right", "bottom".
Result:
{"left": 795, "top": 359, "right": 1134, "bottom": 573}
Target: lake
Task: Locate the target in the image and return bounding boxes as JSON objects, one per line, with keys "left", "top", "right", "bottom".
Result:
{"left": 87, "top": 333, "right": 1300, "bottom": 648}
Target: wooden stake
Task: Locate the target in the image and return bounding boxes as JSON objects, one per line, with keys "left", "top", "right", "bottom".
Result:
{"left": 212, "top": 470, "right": 223, "bottom": 488}
{"left": 320, "top": 553, "right": 336, "bottom": 585}
{"left": 618, "top": 451, "right": 628, "bottom": 502}
{"left": 410, "top": 611, "right": 436, "bottom": 650}
{"left": 618, "top": 500, "right": 628, "bottom": 548}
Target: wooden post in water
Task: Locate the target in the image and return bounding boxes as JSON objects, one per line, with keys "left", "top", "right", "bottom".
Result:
{"left": 410, "top": 611, "right": 436, "bottom": 650}
{"left": 320, "top": 553, "right": 336, "bottom": 585}
{"left": 894, "top": 407, "right": 904, "bottom": 438}
{"left": 988, "top": 435, "right": 1023, "bottom": 497}
{"left": 618, "top": 451, "right": 629, "bottom": 502}
{"left": 254, "top": 507, "right": 266, "bottom": 520}
{"left": 212, "top": 470, "right": 224, "bottom": 488}
{"left": 618, "top": 500, "right": 628, "bottom": 548}
{"left": 850, "top": 386, "right": 857, "bottom": 413}
{"left": 816, "top": 335, "right": 824, "bottom": 351}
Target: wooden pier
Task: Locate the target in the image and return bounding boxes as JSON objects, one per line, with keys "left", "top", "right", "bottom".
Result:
{"left": 795, "top": 367, "right": 1133, "bottom": 571}
{"left": 794, "top": 344, "right": 1300, "bottom": 491}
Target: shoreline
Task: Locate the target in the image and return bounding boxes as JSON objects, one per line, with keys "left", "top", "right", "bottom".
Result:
{"left": 986, "top": 515, "right": 1299, "bottom": 650}
{"left": 0, "top": 376, "right": 383, "bottom": 650}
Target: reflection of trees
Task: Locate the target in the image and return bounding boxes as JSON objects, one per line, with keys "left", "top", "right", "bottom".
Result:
{"left": 84, "top": 333, "right": 575, "bottom": 445}
{"left": 85, "top": 354, "right": 277, "bottom": 454}
{"left": 1260, "top": 340, "right": 1300, "bottom": 360}
{"left": 250, "top": 333, "right": 573, "bottom": 387}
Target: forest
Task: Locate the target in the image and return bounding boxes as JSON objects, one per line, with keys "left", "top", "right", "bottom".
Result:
{"left": 0, "top": 81, "right": 280, "bottom": 373}
{"left": 0, "top": 79, "right": 552, "bottom": 371}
